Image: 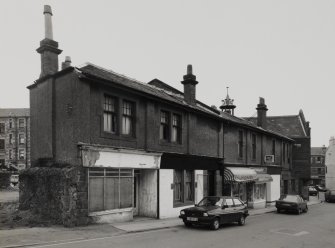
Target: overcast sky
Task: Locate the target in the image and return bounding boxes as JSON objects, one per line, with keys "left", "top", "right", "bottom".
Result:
{"left": 0, "top": 0, "right": 334, "bottom": 147}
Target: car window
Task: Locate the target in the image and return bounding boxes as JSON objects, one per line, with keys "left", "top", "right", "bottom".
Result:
{"left": 197, "top": 197, "right": 221, "bottom": 207}
{"left": 224, "top": 198, "right": 234, "bottom": 208}
{"left": 279, "top": 195, "right": 298, "bottom": 202}
{"left": 233, "top": 198, "right": 244, "bottom": 207}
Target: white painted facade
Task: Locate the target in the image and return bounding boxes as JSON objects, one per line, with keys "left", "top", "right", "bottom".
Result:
{"left": 159, "top": 169, "right": 204, "bottom": 219}
{"left": 266, "top": 174, "right": 281, "bottom": 203}
{"left": 325, "top": 137, "right": 335, "bottom": 190}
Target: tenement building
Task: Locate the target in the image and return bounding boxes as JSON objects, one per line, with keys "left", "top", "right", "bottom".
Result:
{"left": 24, "top": 5, "right": 294, "bottom": 226}
{"left": 0, "top": 108, "right": 30, "bottom": 171}
{"left": 310, "top": 146, "right": 327, "bottom": 186}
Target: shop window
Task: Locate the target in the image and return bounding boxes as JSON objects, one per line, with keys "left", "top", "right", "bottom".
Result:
{"left": 18, "top": 119, "right": 25, "bottom": 128}
{"left": 171, "top": 114, "right": 181, "bottom": 143}
{"left": 122, "top": 100, "right": 134, "bottom": 136}
{"left": 251, "top": 133, "right": 256, "bottom": 160}
{"left": 254, "top": 184, "right": 266, "bottom": 200}
{"left": 88, "top": 168, "right": 133, "bottom": 212}
{"left": 173, "top": 170, "right": 194, "bottom": 206}
{"left": 19, "top": 149, "right": 25, "bottom": 160}
{"left": 19, "top": 134, "right": 25, "bottom": 144}
{"left": 0, "top": 139, "right": 4, "bottom": 150}
{"left": 238, "top": 130, "right": 243, "bottom": 158}
{"left": 103, "top": 95, "right": 117, "bottom": 133}
{"left": 160, "top": 111, "right": 170, "bottom": 141}
{"left": 0, "top": 123, "right": 4, "bottom": 133}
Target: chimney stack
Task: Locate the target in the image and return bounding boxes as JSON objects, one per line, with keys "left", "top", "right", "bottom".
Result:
{"left": 181, "top": 65, "right": 198, "bottom": 106}
{"left": 36, "top": 5, "right": 62, "bottom": 78}
{"left": 61, "top": 56, "right": 72, "bottom": 69}
{"left": 256, "top": 97, "right": 268, "bottom": 129}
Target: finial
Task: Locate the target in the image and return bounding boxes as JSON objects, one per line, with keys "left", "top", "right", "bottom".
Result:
{"left": 187, "top": 64, "right": 193, "bottom": 75}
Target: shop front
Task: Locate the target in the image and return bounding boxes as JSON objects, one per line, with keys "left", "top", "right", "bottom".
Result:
{"left": 81, "top": 145, "right": 162, "bottom": 223}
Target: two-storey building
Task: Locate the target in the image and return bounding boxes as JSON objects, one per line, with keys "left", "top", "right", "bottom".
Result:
{"left": 24, "top": 5, "right": 293, "bottom": 225}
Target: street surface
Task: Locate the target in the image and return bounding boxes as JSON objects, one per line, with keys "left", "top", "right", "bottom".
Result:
{"left": 27, "top": 202, "right": 335, "bottom": 248}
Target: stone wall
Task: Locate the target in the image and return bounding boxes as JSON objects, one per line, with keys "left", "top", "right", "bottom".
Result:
{"left": 19, "top": 161, "right": 89, "bottom": 227}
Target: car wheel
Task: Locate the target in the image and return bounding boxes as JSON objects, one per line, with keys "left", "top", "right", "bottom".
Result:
{"left": 238, "top": 215, "right": 246, "bottom": 226}
{"left": 210, "top": 218, "right": 220, "bottom": 230}
{"left": 184, "top": 221, "right": 192, "bottom": 227}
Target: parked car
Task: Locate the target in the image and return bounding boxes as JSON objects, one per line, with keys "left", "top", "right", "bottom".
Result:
{"left": 325, "top": 190, "right": 335, "bottom": 203}
{"left": 308, "top": 186, "right": 318, "bottom": 196}
{"left": 315, "top": 185, "right": 328, "bottom": 192}
{"left": 276, "top": 195, "right": 308, "bottom": 214}
{"left": 179, "top": 196, "right": 249, "bottom": 230}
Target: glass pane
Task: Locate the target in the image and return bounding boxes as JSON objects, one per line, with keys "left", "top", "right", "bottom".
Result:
{"left": 105, "top": 177, "right": 119, "bottom": 210}
{"left": 120, "top": 169, "right": 133, "bottom": 177}
{"left": 122, "top": 116, "right": 132, "bottom": 135}
{"left": 120, "top": 177, "right": 133, "bottom": 208}
{"left": 225, "top": 198, "right": 234, "bottom": 207}
{"left": 89, "top": 178, "right": 104, "bottom": 212}
{"left": 104, "top": 113, "right": 111, "bottom": 131}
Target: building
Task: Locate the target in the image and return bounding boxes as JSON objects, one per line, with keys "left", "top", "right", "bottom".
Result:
{"left": 0, "top": 108, "right": 30, "bottom": 172}
{"left": 310, "top": 146, "right": 327, "bottom": 186}
{"left": 24, "top": 5, "right": 293, "bottom": 225}
{"left": 325, "top": 137, "right": 335, "bottom": 190}
{"left": 246, "top": 110, "right": 311, "bottom": 195}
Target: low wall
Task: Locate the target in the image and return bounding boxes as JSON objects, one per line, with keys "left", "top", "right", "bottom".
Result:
{"left": 19, "top": 162, "right": 89, "bottom": 227}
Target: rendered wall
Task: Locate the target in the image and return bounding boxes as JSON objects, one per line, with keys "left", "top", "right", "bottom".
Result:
{"left": 266, "top": 175, "right": 281, "bottom": 202}
{"left": 325, "top": 138, "right": 335, "bottom": 190}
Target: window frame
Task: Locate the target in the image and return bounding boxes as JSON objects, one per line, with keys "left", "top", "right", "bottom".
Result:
{"left": 103, "top": 94, "right": 118, "bottom": 134}
{"left": 0, "top": 123, "right": 5, "bottom": 133}
{"left": 18, "top": 149, "right": 25, "bottom": 160}
{"left": 19, "top": 133, "right": 25, "bottom": 144}
{"left": 121, "top": 100, "right": 135, "bottom": 137}
{"left": 173, "top": 169, "right": 195, "bottom": 207}
{"left": 160, "top": 110, "right": 170, "bottom": 142}
{"left": 171, "top": 113, "right": 182, "bottom": 144}
{"left": 18, "top": 118, "right": 25, "bottom": 128}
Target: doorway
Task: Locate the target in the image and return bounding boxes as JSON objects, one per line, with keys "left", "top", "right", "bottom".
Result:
{"left": 133, "top": 171, "right": 140, "bottom": 216}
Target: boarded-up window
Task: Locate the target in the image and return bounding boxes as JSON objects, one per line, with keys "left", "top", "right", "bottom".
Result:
{"left": 88, "top": 168, "right": 133, "bottom": 212}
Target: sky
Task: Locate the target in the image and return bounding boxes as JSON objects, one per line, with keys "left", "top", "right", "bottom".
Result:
{"left": 0, "top": 0, "right": 334, "bottom": 147}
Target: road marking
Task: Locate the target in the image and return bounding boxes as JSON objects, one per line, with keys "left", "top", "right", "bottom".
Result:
{"left": 271, "top": 228, "right": 310, "bottom": 236}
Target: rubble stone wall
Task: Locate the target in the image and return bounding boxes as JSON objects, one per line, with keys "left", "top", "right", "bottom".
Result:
{"left": 19, "top": 161, "right": 89, "bottom": 227}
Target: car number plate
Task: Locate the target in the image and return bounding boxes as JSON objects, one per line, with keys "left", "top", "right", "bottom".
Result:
{"left": 187, "top": 217, "right": 198, "bottom": 221}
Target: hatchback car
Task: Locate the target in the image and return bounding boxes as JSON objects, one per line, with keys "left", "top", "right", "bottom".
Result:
{"left": 179, "top": 196, "right": 249, "bottom": 230}
{"left": 325, "top": 190, "right": 335, "bottom": 202}
{"left": 276, "top": 195, "right": 308, "bottom": 214}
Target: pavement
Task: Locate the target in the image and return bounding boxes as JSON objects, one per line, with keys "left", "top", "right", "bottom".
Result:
{"left": 0, "top": 197, "right": 322, "bottom": 248}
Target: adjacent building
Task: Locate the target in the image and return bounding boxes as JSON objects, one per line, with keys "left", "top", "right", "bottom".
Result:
{"left": 325, "top": 137, "right": 335, "bottom": 190}
{"left": 246, "top": 110, "right": 311, "bottom": 195}
{"left": 310, "top": 146, "right": 327, "bottom": 186}
{"left": 0, "top": 108, "right": 30, "bottom": 172}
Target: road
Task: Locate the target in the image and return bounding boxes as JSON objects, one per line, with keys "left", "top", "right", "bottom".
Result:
{"left": 30, "top": 203, "right": 335, "bottom": 248}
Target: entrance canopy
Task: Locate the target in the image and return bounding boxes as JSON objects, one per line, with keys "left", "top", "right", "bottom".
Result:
{"left": 224, "top": 167, "right": 258, "bottom": 183}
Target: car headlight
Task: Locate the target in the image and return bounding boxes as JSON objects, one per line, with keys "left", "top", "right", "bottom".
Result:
{"left": 203, "top": 212, "right": 208, "bottom": 217}
{"left": 180, "top": 210, "right": 185, "bottom": 215}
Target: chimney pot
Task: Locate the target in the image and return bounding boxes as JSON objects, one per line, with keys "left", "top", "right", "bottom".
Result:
{"left": 187, "top": 64, "right": 193, "bottom": 75}
{"left": 44, "top": 5, "right": 53, "bottom": 15}
{"left": 256, "top": 97, "right": 268, "bottom": 129}
{"left": 61, "top": 56, "right": 72, "bottom": 69}
{"left": 181, "top": 64, "right": 198, "bottom": 106}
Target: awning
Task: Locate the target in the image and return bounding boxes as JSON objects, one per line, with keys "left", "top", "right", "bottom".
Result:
{"left": 255, "top": 172, "right": 273, "bottom": 183}
{"left": 224, "top": 167, "right": 258, "bottom": 183}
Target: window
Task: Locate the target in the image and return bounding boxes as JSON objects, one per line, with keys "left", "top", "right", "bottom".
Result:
{"left": 0, "top": 139, "right": 4, "bottom": 150}
{"left": 121, "top": 100, "right": 134, "bottom": 136}
{"left": 103, "top": 95, "right": 117, "bottom": 133}
{"left": 173, "top": 170, "right": 194, "bottom": 206}
{"left": 160, "top": 111, "right": 170, "bottom": 141}
{"left": 171, "top": 114, "right": 181, "bottom": 143}
{"left": 311, "top": 157, "right": 316, "bottom": 164}
{"left": 233, "top": 198, "right": 244, "bottom": 207}
{"left": 251, "top": 133, "right": 256, "bottom": 160}
{"left": 9, "top": 149, "right": 12, "bottom": 160}
{"left": 317, "top": 168, "right": 322, "bottom": 174}
{"left": 0, "top": 123, "right": 4, "bottom": 133}
{"left": 238, "top": 130, "right": 243, "bottom": 158}
{"left": 88, "top": 168, "right": 133, "bottom": 212}
{"left": 19, "top": 149, "right": 25, "bottom": 160}
{"left": 18, "top": 119, "right": 25, "bottom": 128}
{"left": 19, "top": 134, "right": 25, "bottom": 144}
{"left": 254, "top": 184, "right": 266, "bottom": 200}
{"left": 224, "top": 198, "right": 234, "bottom": 208}
{"left": 9, "top": 134, "right": 13, "bottom": 144}
{"left": 9, "top": 119, "right": 13, "bottom": 129}
{"left": 317, "top": 157, "right": 321, "bottom": 163}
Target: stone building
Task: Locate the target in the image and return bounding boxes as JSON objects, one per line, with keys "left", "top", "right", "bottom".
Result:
{"left": 246, "top": 110, "right": 311, "bottom": 195}
{"left": 23, "top": 5, "right": 294, "bottom": 226}
{"left": 0, "top": 108, "right": 30, "bottom": 171}
{"left": 310, "top": 146, "right": 327, "bottom": 186}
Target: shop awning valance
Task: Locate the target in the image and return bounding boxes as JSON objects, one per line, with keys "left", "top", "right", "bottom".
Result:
{"left": 255, "top": 172, "right": 273, "bottom": 183}
{"left": 224, "top": 167, "right": 258, "bottom": 183}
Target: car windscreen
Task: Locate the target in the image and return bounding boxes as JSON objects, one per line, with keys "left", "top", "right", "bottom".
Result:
{"left": 197, "top": 197, "right": 222, "bottom": 207}
{"left": 279, "top": 195, "right": 298, "bottom": 202}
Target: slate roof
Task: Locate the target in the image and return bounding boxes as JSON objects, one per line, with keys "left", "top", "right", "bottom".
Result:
{"left": 0, "top": 108, "right": 30, "bottom": 117}
{"left": 245, "top": 115, "right": 307, "bottom": 138}
{"left": 311, "top": 147, "right": 326, "bottom": 156}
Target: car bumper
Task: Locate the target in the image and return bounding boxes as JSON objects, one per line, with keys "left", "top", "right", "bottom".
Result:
{"left": 179, "top": 215, "right": 215, "bottom": 225}
{"left": 276, "top": 205, "right": 299, "bottom": 211}
{"left": 325, "top": 196, "right": 335, "bottom": 202}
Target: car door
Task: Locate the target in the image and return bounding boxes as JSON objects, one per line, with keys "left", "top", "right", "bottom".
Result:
{"left": 221, "top": 198, "right": 235, "bottom": 224}
{"left": 298, "top": 195, "right": 306, "bottom": 210}
{"left": 232, "top": 198, "right": 245, "bottom": 221}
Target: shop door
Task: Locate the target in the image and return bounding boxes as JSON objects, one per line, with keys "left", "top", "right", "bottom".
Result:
{"left": 133, "top": 174, "right": 139, "bottom": 216}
